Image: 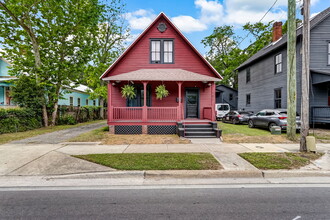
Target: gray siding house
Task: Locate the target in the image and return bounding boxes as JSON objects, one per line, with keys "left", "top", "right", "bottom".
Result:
{"left": 216, "top": 85, "right": 238, "bottom": 110}
{"left": 237, "top": 7, "right": 330, "bottom": 124}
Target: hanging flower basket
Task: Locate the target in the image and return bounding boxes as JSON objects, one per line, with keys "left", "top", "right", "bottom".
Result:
{"left": 121, "top": 84, "right": 136, "bottom": 99}
{"left": 155, "top": 84, "right": 169, "bottom": 100}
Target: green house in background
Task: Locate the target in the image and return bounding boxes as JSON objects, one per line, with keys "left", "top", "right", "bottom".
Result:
{"left": 0, "top": 57, "right": 16, "bottom": 108}
{"left": 58, "top": 84, "right": 99, "bottom": 107}
{"left": 0, "top": 52, "right": 98, "bottom": 108}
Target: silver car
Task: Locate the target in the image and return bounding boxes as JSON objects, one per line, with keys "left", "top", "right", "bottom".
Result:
{"left": 248, "top": 109, "right": 301, "bottom": 131}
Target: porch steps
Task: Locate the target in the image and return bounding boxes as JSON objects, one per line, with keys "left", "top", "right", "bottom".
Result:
{"left": 177, "top": 122, "right": 222, "bottom": 138}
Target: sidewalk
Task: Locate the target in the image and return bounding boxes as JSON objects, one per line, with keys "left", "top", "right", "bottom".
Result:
{"left": 0, "top": 141, "right": 329, "bottom": 179}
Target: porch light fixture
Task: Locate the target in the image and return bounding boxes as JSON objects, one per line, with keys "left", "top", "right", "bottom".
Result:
{"left": 202, "top": 81, "right": 208, "bottom": 84}
{"left": 112, "top": 83, "right": 116, "bottom": 86}
{"left": 208, "top": 83, "right": 212, "bottom": 87}
{"left": 115, "top": 80, "right": 121, "bottom": 83}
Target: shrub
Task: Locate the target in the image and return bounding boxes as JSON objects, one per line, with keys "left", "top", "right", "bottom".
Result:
{"left": 58, "top": 114, "right": 77, "bottom": 125}
{"left": 0, "top": 108, "right": 41, "bottom": 134}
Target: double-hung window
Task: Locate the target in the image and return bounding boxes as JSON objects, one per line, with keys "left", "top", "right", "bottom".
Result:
{"left": 150, "top": 39, "right": 174, "bottom": 64}
{"left": 246, "top": 68, "right": 251, "bottom": 83}
{"left": 246, "top": 94, "right": 251, "bottom": 106}
{"left": 275, "top": 53, "right": 282, "bottom": 74}
{"left": 274, "top": 88, "right": 282, "bottom": 109}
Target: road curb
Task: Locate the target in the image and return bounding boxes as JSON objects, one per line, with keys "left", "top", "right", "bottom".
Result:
{"left": 145, "top": 170, "right": 263, "bottom": 178}
{"left": 262, "top": 170, "right": 330, "bottom": 178}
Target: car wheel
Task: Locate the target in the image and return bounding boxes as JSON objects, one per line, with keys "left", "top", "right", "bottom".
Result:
{"left": 232, "top": 118, "right": 239, "bottom": 125}
{"left": 248, "top": 120, "right": 254, "bottom": 128}
{"left": 268, "top": 123, "right": 277, "bottom": 132}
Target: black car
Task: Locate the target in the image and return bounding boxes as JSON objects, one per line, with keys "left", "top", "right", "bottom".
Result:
{"left": 222, "top": 111, "right": 254, "bottom": 124}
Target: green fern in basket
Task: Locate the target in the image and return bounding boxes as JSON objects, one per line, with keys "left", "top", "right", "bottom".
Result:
{"left": 155, "top": 84, "right": 169, "bottom": 100}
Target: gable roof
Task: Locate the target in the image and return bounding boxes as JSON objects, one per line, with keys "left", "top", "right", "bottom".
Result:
{"left": 100, "top": 12, "right": 222, "bottom": 80}
{"left": 237, "top": 7, "right": 330, "bottom": 71}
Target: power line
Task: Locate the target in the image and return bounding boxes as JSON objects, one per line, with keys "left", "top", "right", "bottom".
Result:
{"left": 237, "top": 0, "right": 279, "bottom": 47}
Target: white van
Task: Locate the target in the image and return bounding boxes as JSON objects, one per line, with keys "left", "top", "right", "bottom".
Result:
{"left": 215, "top": 103, "right": 230, "bottom": 120}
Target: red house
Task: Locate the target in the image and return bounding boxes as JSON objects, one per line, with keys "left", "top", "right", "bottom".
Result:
{"left": 101, "top": 13, "right": 222, "bottom": 137}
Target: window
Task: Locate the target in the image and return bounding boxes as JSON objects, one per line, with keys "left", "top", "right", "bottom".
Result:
{"left": 86, "top": 99, "right": 88, "bottom": 106}
{"left": 150, "top": 39, "right": 174, "bottom": 64}
{"left": 77, "top": 98, "right": 81, "bottom": 107}
{"left": 275, "top": 53, "right": 282, "bottom": 74}
{"left": 93, "top": 100, "right": 96, "bottom": 106}
{"left": 246, "top": 68, "right": 250, "bottom": 83}
{"left": 69, "top": 97, "right": 73, "bottom": 106}
{"left": 127, "top": 84, "right": 152, "bottom": 107}
{"left": 246, "top": 94, "right": 251, "bottom": 106}
{"left": 274, "top": 88, "right": 282, "bottom": 109}
{"left": 328, "top": 42, "right": 330, "bottom": 65}
{"left": 229, "top": 93, "right": 233, "bottom": 101}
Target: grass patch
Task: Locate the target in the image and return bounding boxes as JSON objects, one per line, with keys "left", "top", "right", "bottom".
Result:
{"left": 218, "top": 122, "right": 298, "bottom": 143}
{"left": 239, "top": 152, "right": 323, "bottom": 170}
{"left": 74, "top": 153, "right": 222, "bottom": 170}
{"left": 0, "top": 120, "right": 106, "bottom": 145}
{"left": 310, "top": 128, "right": 330, "bottom": 143}
{"left": 69, "top": 127, "right": 191, "bottom": 144}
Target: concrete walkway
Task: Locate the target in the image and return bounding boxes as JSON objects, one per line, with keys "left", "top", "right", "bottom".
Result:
{"left": 1, "top": 141, "right": 329, "bottom": 177}
{"left": 9, "top": 121, "right": 107, "bottom": 144}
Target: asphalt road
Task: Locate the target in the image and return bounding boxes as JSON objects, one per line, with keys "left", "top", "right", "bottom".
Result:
{"left": 1, "top": 186, "right": 330, "bottom": 219}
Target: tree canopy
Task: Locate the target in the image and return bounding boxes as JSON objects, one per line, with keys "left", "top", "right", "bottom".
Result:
{"left": 202, "top": 21, "right": 274, "bottom": 89}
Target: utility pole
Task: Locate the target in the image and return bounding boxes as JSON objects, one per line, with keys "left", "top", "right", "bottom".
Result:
{"left": 300, "top": 0, "right": 310, "bottom": 152}
{"left": 287, "top": 0, "right": 297, "bottom": 140}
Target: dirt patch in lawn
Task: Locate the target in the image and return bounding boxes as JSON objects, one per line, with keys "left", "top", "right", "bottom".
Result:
{"left": 239, "top": 152, "right": 323, "bottom": 170}
{"left": 223, "top": 134, "right": 296, "bottom": 144}
{"left": 310, "top": 128, "right": 330, "bottom": 143}
{"left": 74, "top": 153, "right": 222, "bottom": 170}
{"left": 68, "top": 127, "right": 191, "bottom": 145}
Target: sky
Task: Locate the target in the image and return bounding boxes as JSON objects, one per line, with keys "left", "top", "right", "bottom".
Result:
{"left": 122, "top": 0, "right": 330, "bottom": 54}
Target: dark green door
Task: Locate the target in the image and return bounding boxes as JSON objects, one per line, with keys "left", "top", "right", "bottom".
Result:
{"left": 185, "top": 89, "right": 199, "bottom": 118}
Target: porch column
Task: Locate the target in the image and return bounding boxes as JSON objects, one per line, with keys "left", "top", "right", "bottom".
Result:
{"left": 107, "top": 82, "right": 113, "bottom": 122}
{"left": 142, "top": 81, "right": 148, "bottom": 122}
{"left": 211, "top": 82, "right": 216, "bottom": 121}
{"left": 177, "top": 82, "right": 182, "bottom": 121}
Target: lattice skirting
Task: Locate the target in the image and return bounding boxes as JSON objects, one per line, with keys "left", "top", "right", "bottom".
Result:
{"left": 148, "top": 125, "right": 177, "bottom": 134}
{"left": 114, "top": 125, "right": 142, "bottom": 134}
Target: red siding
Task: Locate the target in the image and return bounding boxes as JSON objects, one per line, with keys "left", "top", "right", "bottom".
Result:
{"left": 103, "top": 17, "right": 218, "bottom": 78}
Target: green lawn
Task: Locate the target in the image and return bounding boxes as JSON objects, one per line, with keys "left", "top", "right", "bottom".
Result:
{"left": 0, "top": 120, "right": 106, "bottom": 145}
{"left": 74, "top": 153, "right": 222, "bottom": 170}
{"left": 218, "top": 122, "right": 270, "bottom": 136}
{"left": 239, "top": 152, "right": 323, "bottom": 169}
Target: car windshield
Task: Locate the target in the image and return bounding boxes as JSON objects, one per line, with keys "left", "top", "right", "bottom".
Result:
{"left": 238, "top": 112, "right": 250, "bottom": 115}
{"left": 217, "top": 105, "right": 229, "bottom": 111}
{"left": 279, "top": 111, "right": 300, "bottom": 116}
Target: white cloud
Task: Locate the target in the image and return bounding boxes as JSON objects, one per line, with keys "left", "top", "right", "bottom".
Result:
{"left": 195, "top": 0, "right": 224, "bottom": 25}
{"left": 124, "top": 9, "right": 157, "bottom": 30}
{"left": 172, "top": 16, "right": 208, "bottom": 33}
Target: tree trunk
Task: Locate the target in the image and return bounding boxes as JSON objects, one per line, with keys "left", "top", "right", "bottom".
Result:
{"left": 42, "top": 104, "right": 48, "bottom": 127}
{"left": 99, "top": 97, "right": 104, "bottom": 119}
{"left": 51, "top": 87, "right": 61, "bottom": 126}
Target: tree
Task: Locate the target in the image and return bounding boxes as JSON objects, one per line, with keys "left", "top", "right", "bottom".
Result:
{"left": 83, "top": 0, "right": 129, "bottom": 119}
{"left": 0, "top": 0, "right": 105, "bottom": 126}
{"left": 202, "top": 22, "right": 273, "bottom": 89}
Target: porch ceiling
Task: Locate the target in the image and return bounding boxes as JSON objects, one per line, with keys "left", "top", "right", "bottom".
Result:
{"left": 102, "top": 69, "right": 221, "bottom": 82}
{"left": 311, "top": 69, "right": 330, "bottom": 84}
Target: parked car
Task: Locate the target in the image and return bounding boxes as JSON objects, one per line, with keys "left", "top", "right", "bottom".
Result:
{"left": 222, "top": 111, "right": 254, "bottom": 124}
{"left": 215, "top": 103, "right": 230, "bottom": 120}
{"left": 248, "top": 109, "right": 301, "bottom": 131}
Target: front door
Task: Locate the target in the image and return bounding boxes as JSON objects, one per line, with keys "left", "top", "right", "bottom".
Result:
{"left": 185, "top": 88, "right": 199, "bottom": 118}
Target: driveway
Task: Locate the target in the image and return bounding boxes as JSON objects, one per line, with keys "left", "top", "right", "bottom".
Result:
{"left": 9, "top": 121, "right": 107, "bottom": 144}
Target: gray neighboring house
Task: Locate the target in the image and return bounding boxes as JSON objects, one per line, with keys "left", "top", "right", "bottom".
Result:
{"left": 216, "top": 84, "right": 238, "bottom": 110}
{"left": 237, "top": 7, "right": 330, "bottom": 124}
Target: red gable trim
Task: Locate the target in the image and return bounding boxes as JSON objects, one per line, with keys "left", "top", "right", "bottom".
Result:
{"left": 100, "top": 12, "right": 222, "bottom": 80}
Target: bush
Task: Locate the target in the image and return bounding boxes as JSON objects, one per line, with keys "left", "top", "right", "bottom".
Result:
{"left": 58, "top": 114, "right": 77, "bottom": 125}
{"left": 0, "top": 108, "right": 41, "bottom": 134}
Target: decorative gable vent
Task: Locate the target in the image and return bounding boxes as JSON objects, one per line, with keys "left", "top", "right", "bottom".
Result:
{"left": 157, "top": 23, "right": 167, "bottom": 33}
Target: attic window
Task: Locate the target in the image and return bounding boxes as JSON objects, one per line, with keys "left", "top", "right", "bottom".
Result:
{"left": 157, "top": 23, "right": 167, "bottom": 33}
{"left": 150, "top": 39, "right": 174, "bottom": 64}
